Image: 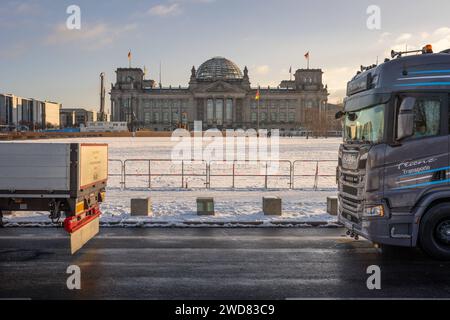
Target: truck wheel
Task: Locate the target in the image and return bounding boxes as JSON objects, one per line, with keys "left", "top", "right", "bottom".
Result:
{"left": 419, "top": 203, "right": 450, "bottom": 261}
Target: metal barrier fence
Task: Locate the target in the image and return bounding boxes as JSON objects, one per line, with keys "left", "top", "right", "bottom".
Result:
{"left": 208, "top": 160, "right": 293, "bottom": 189}
{"left": 123, "top": 159, "right": 208, "bottom": 189}
{"left": 108, "top": 159, "right": 337, "bottom": 190}
{"left": 292, "top": 160, "right": 337, "bottom": 190}
{"left": 108, "top": 159, "right": 125, "bottom": 188}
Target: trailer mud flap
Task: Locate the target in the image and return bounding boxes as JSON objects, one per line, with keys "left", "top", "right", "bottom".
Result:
{"left": 64, "top": 205, "right": 101, "bottom": 254}
{"left": 70, "top": 217, "right": 99, "bottom": 254}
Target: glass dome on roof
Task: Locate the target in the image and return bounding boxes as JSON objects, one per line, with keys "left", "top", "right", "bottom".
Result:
{"left": 196, "top": 57, "right": 243, "bottom": 80}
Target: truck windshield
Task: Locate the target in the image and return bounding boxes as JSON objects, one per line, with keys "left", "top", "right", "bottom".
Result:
{"left": 344, "top": 104, "right": 385, "bottom": 144}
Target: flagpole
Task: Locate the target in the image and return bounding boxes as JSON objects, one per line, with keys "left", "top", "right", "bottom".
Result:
{"left": 257, "top": 86, "right": 260, "bottom": 133}
{"left": 257, "top": 91, "right": 260, "bottom": 133}
{"left": 305, "top": 52, "right": 310, "bottom": 70}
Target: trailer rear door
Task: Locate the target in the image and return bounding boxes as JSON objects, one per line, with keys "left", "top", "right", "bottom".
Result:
{"left": 78, "top": 144, "right": 108, "bottom": 190}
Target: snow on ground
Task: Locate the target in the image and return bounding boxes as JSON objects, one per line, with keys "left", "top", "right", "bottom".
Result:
{"left": 4, "top": 137, "right": 341, "bottom": 226}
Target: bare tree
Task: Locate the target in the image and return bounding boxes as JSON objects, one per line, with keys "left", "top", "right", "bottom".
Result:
{"left": 304, "top": 104, "right": 343, "bottom": 137}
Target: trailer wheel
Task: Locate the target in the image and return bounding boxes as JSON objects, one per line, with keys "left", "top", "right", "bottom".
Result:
{"left": 419, "top": 203, "right": 450, "bottom": 261}
{"left": 49, "top": 200, "right": 62, "bottom": 224}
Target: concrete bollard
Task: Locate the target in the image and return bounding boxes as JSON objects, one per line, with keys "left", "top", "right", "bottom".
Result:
{"left": 263, "top": 197, "right": 282, "bottom": 216}
{"left": 197, "top": 197, "right": 215, "bottom": 216}
{"left": 327, "top": 196, "right": 338, "bottom": 216}
{"left": 131, "top": 198, "right": 153, "bottom": 217}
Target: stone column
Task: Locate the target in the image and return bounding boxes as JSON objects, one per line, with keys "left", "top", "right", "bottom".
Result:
{"left": 232, "top": 98, "right": 237, "bottom": 124}
{"left": 118, "top": 98, "right": 123, "bottom": 121}
{"left": 204, "top": 99, "right": 208, "bottom": 125}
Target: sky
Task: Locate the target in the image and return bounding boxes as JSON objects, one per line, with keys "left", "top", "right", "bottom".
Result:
{"left": 1, "top": 0, "right": 450, "bottom": 111}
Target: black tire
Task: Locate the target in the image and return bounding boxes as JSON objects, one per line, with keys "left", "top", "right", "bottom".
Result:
{"left": 419, "top": 203, "right": 450, "bottom": 261}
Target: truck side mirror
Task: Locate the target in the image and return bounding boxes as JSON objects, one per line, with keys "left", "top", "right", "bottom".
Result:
{"left": 335, "top": 111, "right": 345, "bottom": 120}
{"left": 397, "top": 97, "right": 416, "bottom": 141}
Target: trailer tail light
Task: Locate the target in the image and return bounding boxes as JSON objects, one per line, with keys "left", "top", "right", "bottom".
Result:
{"left": 75, "top": 201, "right": 85, "bottom": 215}
{"left": 100, "top": 191, "right": 106, "bottom": 202}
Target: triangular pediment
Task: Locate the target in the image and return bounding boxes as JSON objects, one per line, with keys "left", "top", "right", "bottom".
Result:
{"left": 193, "top": 80, "right": 247, "bottom": 94}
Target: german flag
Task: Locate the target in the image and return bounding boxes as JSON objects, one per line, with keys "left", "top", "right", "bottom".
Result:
{"left": 305, "top": 51, "right": 310, "bottom": 69}
{"left": 255, "top": 88, "right": 260, "bottom": 101}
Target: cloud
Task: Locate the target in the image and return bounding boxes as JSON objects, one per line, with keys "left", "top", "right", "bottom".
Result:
{"left": 433, "top": 27, "right": 450, "bottom": 37}
{"left": 377, "top": 32, "right": 392, "bottom": 44}
{"left": 382, "top": 27, "right": 450, "bottom": 57}
{"left": 146, "top": 0, "right": 214, "bottom": 17}
{"left": 45, "top": 23, "right": 137, "bottom": 50}
{"left": 323, "top": 67, "right": 356, "bottom": 104}
{"left": 148, "top": 3, "right": 181, "bottom": 16}
{"left": 0, "top": 1, "right": 41, "bottom": 20}
{"left": 328, "top": 27, "right": 450, "bottom": 103}
{"left": 395, "top": 33, "right": 412, "bottom": 43}
{"left": 15, "top": 2, "right": 40, "bottom": 14}
{"left": 172, "top": 0, "right": 215, "bottom": 3}
{"left": 255, "top": 65, "right": 270, "bottom": 75}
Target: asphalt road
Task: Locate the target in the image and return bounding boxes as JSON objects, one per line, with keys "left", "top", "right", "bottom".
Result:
{"left": 0, "top": 227, "right": 449, "bottom": 300}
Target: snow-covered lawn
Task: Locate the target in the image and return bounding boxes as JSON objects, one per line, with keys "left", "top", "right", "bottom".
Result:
{"left": 4, "top": 137, "right": 341, "bottom": 226}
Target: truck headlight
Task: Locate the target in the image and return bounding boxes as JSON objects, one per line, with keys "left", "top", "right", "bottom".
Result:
{"left": 364, "top": 205, "right": 385, "bottom": 217}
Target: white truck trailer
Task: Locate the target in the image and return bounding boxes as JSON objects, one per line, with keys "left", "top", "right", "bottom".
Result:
{"left": 0, "top": 143, "right": 108, "bottom": 253}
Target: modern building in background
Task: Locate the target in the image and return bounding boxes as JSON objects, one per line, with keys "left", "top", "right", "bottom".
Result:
{"left": 0, "top": 93, "right": 61, "bottom": 130}
{"left": 60, "top": 108, "right": 98, "bottom": 128}
{"left": 110, "top": 57, "right": 329, "bottom": 132}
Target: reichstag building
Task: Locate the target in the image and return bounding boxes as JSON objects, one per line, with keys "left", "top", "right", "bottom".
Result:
{"left": 110, "top": 57, "right": 329, "bottom": 131}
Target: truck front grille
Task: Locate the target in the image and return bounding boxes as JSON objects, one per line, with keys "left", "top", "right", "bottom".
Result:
{"left": 343, "top": 174, "right": 360, "bottom": 184}
{"left": 339, "top": 170, "right": 365, "bottom": 223}
{"left": 341, "top": 211, "right": 360, "bottom": 224}
{"left": 341, "top": 195, "right": 362, "bottom": 213}
{"left": 343, "top": 185, "right": 358, "bottom": 197}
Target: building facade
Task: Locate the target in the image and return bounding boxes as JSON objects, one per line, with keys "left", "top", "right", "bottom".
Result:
{"left": 0, "top": 94, "right": 61, "bottom": 130}
{"left": 60, "top": 108, "right": 98, "bottom": 128}
{"left": 110, "top": 57, "right": 329, "bottom": 132}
